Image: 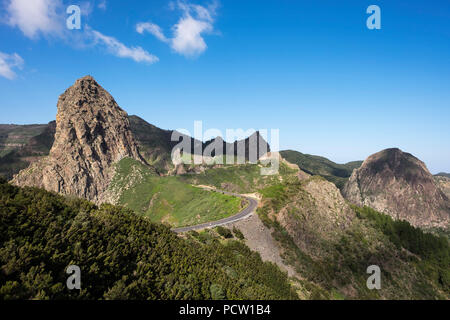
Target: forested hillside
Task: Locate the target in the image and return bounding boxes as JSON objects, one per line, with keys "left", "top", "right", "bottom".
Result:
{"left": 0, "top": 178, "right": 297, "bottom": 300}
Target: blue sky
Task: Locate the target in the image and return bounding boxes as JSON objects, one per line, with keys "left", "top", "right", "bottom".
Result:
{"left": 0, "top": 0, "right": 449, "bottom": 173}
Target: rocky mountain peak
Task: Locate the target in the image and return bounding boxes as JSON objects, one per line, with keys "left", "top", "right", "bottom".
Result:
{"left": 12, "top": 75, "right": 146, "bottom": 204}
{"left": 362, "top": 148, "right": 428, "bottom": 180}
{"left": 342, "top": 148, "right": 449, "bottom": 229}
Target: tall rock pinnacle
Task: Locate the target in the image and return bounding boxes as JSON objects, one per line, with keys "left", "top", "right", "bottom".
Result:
{"left": 12, "top": 75, "right": 146, "bottom": 203}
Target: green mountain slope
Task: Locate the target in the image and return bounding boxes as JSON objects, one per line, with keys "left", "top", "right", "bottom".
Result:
{"left": 0, "top": 177, "right": 296, "bottom": 300}
{"left": 0, "top": 124, "right": 49, "bottom": 157}
{"left": 179, "top": 159, "right": 299, "bottom": 194}
{"left": 107, "top": 157, "right": 245, "bottom": 227}
{"left": 0, "top": 121, "right": 56, "bottom": 180}
{"left": 280, "top": 149, "right": 362, "bottom": 189}
{"left": 128, "top": 115, "right": 176, "bottom": 173}
{"left": 436, "top": 172, "right": 450, "bottom": 178}
{"left": 256, "top": 178, "right": 449, "bottom": 299}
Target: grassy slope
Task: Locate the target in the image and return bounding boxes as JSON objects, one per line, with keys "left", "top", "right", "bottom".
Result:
{"left": 108, "top": 158, "right": 244, "bottom": 227}
{"left": 257, "top": 180, "right": 450, "bottom": 299}
{"left": 0, "top": 178, "right": 297, "bottom": 300}
{"left": 280, "top": 150, "right": 362, "bottom": 189}
{"left": 179, "top": 160, "right": 299, "bottom": 194}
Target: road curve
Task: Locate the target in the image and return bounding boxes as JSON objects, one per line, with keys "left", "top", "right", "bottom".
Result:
{"left": 172, "top": 189, "right": 258, "bottom": 233}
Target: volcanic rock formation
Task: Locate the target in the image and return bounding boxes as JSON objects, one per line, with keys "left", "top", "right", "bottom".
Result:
{"left": 12, "top": 75, "right": 146, "bottom": 204}
{"left": 342, "top": 148, "right": 450, "bottom": 229}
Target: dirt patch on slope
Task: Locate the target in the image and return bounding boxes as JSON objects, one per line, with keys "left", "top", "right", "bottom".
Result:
{"left": 229, "top": 213, "right": 297, "bottom": 278}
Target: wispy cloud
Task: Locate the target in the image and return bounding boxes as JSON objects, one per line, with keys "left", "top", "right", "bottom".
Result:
{"left": 0, "top": 52, "right": 24, "bottom": 80}
{"left": 136, "top": 22, "right": 169, "bottom": 43}
{"left": 3, "top": 0, "right": 158, "bottom": 65}
{"left": 89, "top": 29, "right": 159, "bottom": 64}
{"left": 137, "top": 1, "right": 219, "bottom": 57}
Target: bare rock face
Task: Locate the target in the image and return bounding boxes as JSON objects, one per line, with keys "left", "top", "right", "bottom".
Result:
{"left": 342, "top": 148, "right": 450, "bottom": 229}
{"left": 12, "top": 75, "right": 145, "bottom": 204}
{"left": 435, "top": 176, "right": 450, "bottom": 200}
{"left": 276, "top": 176, "right": 354, "bottom": 258}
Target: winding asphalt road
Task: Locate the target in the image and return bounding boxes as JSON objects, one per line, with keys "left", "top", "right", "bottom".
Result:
{"left": 172, "top": 189, "right": 258, "bottom": 233}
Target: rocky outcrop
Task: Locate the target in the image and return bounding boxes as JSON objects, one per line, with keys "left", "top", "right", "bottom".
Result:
{"left": 12, "top": 75, "right": 146, "bottom": 204}
{"left": 276, "top": 176, "right": 354, "bottom": 257}
{"left": 128, "top": 115, "right": 271, "bottom": 175}
{"left": 342, "top": 148, "right": 450, "bottom": 229}
{"left": 435, "top": 176, "right": 450, "bottom": 200}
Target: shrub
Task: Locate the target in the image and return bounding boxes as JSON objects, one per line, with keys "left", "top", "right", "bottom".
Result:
{"left": 216, "top": 226, "right": 233, "bottom": 238}
{"left": 232, "top": 227, "right": 245, "bottom": 240}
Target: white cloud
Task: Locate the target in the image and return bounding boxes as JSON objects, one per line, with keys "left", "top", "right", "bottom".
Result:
{"left": 3, "top": 0, "right": 158, "bottom": 65}
{"left": 0, "top": 52, "right": 24, "bottom": 80}
{"left": 179, "top": 1, "right": 217, "bottom": 23}
{"left": 137, "top": 1, "right": 218, "bottom": 57}
{"left": 136, "top": 22, "right": 169, "bottom": 43}
{"left": 89, "top": 29, "right": 159, "bottom": 64}
{"left": 5, "top": 0, "right": 64, "bottom": 38}
{"left": 171, "top": 15, "right": 212, "bottom": 56}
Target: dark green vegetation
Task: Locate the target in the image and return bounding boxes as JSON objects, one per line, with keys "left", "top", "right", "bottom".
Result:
{"left": 435, "top": 172, "right": 450, "bottom": 178}
{"left": 257, "top": 180, "right": 449, "bottom": 299}
{"left": 280, "top": 150, "right": 362, "bottom": 189}
{"left": 3, "top": 118, "right": 448, "bottom": 300}
{"left": 0, "top": 122, "right": 55, "bottom": 180}
{"left": 355, "top": 206, "right": 449, "bottom": 292}
{"left": 0, "top": 178, "right": 297, "bottom": 300}
{"left": 180, "top": 160, "right": 298, "bottom": 194}
{"left": 426, "top": 227, "right": 450, "bottom": 240}
{"left": 216, "top": 226, "right": 233, "bottom": 239}
{"left": 108, "top": 158, "right": 244, "bottom": 227}
{"left": 233, "top": 227, "right": 245, "bottom": 240}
